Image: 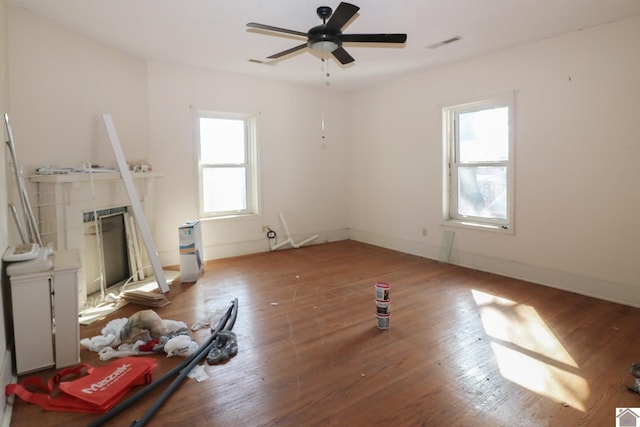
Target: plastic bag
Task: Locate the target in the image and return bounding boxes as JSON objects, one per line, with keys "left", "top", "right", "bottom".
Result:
{"left": 164, "top": 335, "right": 198, "bottom": 357}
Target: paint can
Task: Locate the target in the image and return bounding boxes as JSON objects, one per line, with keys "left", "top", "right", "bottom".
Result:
{"left": 376, "top": 313, "right": 391, "bottom": 330}
{"left": 374, "top": 282, "right": 390, "bottom": 300}
{"left": 375, "top": 299, "right": 391, "bottom": 315}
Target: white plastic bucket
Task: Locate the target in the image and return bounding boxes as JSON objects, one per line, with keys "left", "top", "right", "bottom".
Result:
{"left": 376, "top": 313, "right": 391, "bottom": 330}
{"left": 374, "top": 282, "right": 390, "bottom": 301}
{"left": 375, "top": 299, "right": 391, "bottom": 315}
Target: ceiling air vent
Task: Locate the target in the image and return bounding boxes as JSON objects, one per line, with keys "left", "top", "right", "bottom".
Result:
{"left": 427, "top": 36, "right": 462, "bottom": 49}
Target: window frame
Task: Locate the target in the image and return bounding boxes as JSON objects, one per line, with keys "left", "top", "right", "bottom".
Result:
{"left": 442, "top": 92, "right": 515, "bottom": 232}
{"left": 194, "top": 109, "right": 259, "bottom": 220}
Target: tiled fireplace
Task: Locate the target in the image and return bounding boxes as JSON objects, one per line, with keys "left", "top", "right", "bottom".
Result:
{"left": 30, "top": 172, "right": 161, "bottom": 309}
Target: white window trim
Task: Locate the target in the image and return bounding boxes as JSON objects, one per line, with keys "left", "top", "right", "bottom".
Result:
{"left": 194, "top": 109, "right": 260, "bottom": 220}
{"left": 442, "top": 92, "right": 515, "bottom": 234}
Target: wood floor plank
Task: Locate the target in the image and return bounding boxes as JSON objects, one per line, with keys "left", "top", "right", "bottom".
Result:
{"left": 8, "top": 240, "right": 640, "bottom": 426}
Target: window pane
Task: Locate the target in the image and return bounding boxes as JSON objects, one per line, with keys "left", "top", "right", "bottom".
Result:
{"left": 200, "top": 118, "right": 245, "bottom": 164}
{"left": 457, "top": 166, "right": 507, "bottom": 219}
{"left": 202, "top": 167, "right": 247, "bottom": 213}
{"left": 459, "top": 107, "right": 508, "bottom": 163}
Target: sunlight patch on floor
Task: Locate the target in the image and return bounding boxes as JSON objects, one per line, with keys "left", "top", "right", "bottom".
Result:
{"left": 472, "top": 289, "right": 588, "bottom": 411}
{"left": 79, "top": 270, "right": 179, "bottom": 325}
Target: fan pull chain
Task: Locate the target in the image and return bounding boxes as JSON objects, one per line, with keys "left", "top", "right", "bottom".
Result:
{"left": 321, "top": 106, "right": 326, "bottom": 140}
{"left": 320, "top": 54, "right": 330, "bottom": 141}
{"left": 320, "top": 57, "right": 326, "bottom": 140}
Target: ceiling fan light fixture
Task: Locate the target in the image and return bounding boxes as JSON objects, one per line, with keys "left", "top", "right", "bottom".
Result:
{"left": 247, "top": 2, "right": 407, "bottom": 65}
{"left": 310, "top": 40, "right": 339, "bottom": 53}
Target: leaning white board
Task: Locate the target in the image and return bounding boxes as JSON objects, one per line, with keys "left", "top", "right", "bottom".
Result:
{"left": 102, "top": 114, "right": 169, "bottom": 293}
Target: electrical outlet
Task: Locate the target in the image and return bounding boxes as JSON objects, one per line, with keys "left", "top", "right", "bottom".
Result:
{"left": 262, "top": 225, "right": 270, "bottom": 233}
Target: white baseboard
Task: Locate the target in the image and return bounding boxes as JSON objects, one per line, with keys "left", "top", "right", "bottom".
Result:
{"left": 160, "top": 226, "right": 638, "bottom": 308}
{"left": 349, "top": 228, "right": 640, "bottom": 308}
{"left": 159, "top": 228, "right": 351, "bottom": 266}
{"left": 349, "top": 228, "right": 441, "bottom": 259}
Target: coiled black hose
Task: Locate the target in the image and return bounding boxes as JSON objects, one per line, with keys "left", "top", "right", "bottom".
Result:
{"left": 87, "top": 298, "right": 238, "bottom": 427}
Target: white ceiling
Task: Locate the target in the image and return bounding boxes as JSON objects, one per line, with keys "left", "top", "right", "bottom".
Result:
{"left": 7, "top": 0, "right": 640, "bottom": 90}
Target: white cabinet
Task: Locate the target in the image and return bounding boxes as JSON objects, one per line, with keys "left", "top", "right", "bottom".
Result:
{"left": 10, "top": 272, "right": 54, "bottom": 374}
{"left": 9, "top": 250, "right": 80, "bottom": 375}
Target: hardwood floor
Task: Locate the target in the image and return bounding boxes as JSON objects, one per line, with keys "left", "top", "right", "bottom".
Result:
{"left": 8, "top": 240, "right": 640, "bottom": 426}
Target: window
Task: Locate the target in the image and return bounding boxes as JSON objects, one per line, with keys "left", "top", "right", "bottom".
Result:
{"left": 443, "top": 93, "right": 515, "bottom": 230}
{"left": 195, "top": 110, "right": 258, "bottom": 218}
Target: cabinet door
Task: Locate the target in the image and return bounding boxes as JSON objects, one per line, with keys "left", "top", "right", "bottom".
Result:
{"left": 10, "top": 274, "right": 54, "bottom": 374}
{"left": 53, "top": 268, "right": 80, "bottom": 368}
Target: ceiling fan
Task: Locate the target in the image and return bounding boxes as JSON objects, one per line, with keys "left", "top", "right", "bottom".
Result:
{"left": 247, "top": 2, "right": 407, "bottom": 65}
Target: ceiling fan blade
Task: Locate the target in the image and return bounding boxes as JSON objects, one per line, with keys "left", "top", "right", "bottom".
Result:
{"left": 340, "top": 33, "right": 407, "bottom": 44}
{"left": 325, "top": 2, "right": 360, "bottom": 31}
{"left": 267, "top": 43, "right": 308, "bottom": 59}
{"left": 247, "top": 22, "right": 308, "bottom": 38}
{"left": 331, "top": 47, "right": 355, "bottom": 64}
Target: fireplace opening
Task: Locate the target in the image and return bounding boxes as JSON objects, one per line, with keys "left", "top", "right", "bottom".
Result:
{"left": 100, "top": 213, "right": 131, "bottom": 287}
{"left": 83, "top": 207, "right": 133, "bottom": 296}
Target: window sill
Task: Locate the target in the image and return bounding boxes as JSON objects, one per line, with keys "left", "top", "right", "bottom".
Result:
{"left": 201, "top": 212, "right": 259, "bottom": 222}
{"left": 442, "top": 219, "right": 514, "bottom": 235}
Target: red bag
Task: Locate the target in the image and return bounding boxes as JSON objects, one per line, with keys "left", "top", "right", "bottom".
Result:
{"left": 5, "top": 357, "right": 156, "bottom": 414}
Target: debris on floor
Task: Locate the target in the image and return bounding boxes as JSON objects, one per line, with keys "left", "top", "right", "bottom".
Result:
{"left": 628, "top": 362, "right": 640, "bottom": 393}
{"left": 191, "top": 307, "right": 225, "bottom": 331}
{"left": 81, "top": 309, "right": 195, "bottom": 360}
{"left": 187, "top": 364, "right": 210, "bottom": 382}
{"left": 206, "top": 330, "right": 238, "bottom": 364}
{"left": 88, "top": 298, "right": 239, "bottom": 426}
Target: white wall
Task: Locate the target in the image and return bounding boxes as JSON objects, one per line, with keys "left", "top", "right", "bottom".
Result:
{"left": 348, "top": 15, "right": 640, "bottom": 306}
{"left": 147, "top": 62, "right": 351, "bottom": 265}
{"left": 0, "top": 0, "right": 11, "bottom": 422}
{"left": 7, "top": 6, "right": 149, "bottom": 175}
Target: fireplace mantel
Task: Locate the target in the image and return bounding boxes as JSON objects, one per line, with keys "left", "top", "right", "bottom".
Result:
{"left": 30, "top": 171, "right": 162, "bottom": 184}
{"left": 30, "top": 171, "right": 162, "bottom": 247}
